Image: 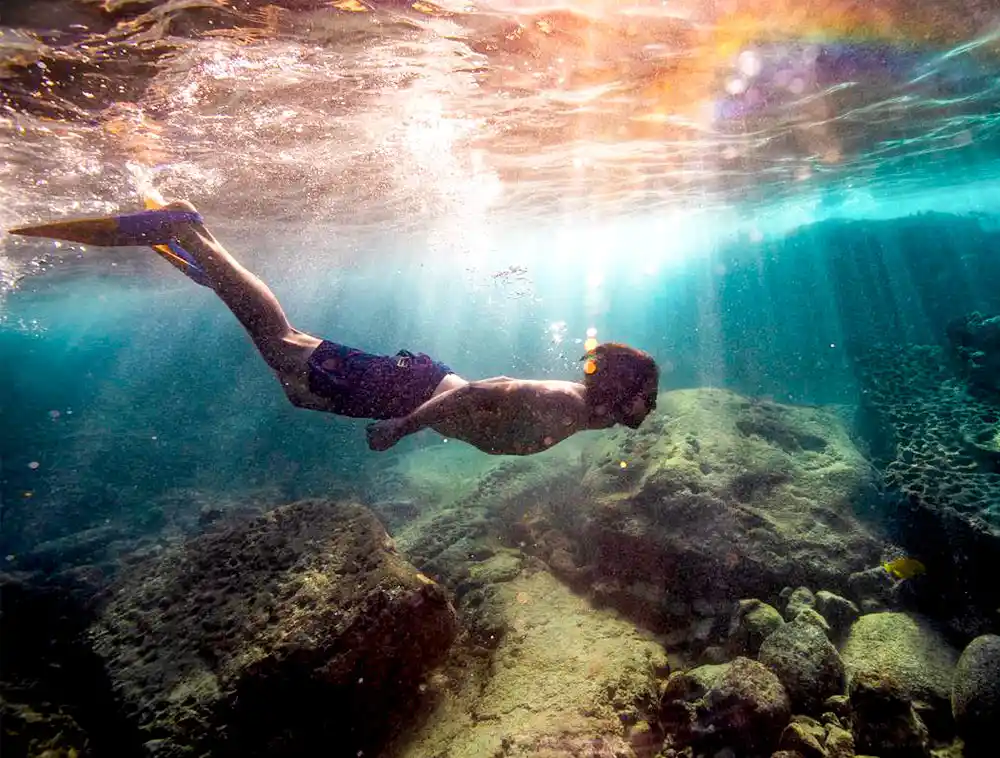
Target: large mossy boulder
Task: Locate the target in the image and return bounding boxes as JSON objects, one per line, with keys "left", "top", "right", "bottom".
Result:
{"left": 841, "top": 612, "right": 957, "bottom": 735}
{"left": 379, "top": 389, "right": 883, "bottom": 631}
{"left": 90, "top": 499, "right": 458, "bottom": 758}
{"left": 496, "top": 389, "right": 882, "bottom": 625}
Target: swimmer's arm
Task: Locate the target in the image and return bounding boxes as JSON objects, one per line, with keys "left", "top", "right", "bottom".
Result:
{"left": 475, "top": 375, "right": 515, "bottom": 384}
{"left": 366, "top": 380, "right": 518, "bottom": 451}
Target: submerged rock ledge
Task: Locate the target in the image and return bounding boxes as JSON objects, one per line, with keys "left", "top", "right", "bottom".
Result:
{"left": 90, "top": 498, "right": 457, "bottom": 758}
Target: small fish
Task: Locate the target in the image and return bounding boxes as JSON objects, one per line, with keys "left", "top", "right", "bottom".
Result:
{"left": 882, "top": 557, "right": 926, "bottom": 580}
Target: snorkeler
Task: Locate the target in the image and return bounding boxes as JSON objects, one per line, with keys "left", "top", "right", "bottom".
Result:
{"left": 10, "top": 203, "right": 660, "bottom": 455}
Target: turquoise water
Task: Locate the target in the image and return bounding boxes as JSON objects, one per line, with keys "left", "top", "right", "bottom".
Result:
{"left": 7, "top": 207, "right": 998, "bottom": 553}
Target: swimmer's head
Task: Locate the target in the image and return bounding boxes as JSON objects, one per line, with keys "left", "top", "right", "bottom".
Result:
{"left": 581, "top": 342, "right": 659, "bottom": 428}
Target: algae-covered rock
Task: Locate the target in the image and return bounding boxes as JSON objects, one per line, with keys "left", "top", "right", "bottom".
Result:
{"left": 784, "top": 587, "right": 817, "bottom": 621}
{"left": 735, "top": 599, "right": 786, "bottom": 655}
{"left": 569, "top": 390, "right": 882, "bottom": 607}
{"left": 91, "top": 499, "right": 458, "bottom": 758}
{"left": 824, "top": 723, "right": 855, "bottom": 758}
{"left": 0, "top": 571, "right": 134, "bottom": 757}
{"left": 849, "top": 669, "right": 930, "bottom": 758}
{"left": 777, "top": 715, "right": 826, "bottom": 758}
{"left": 0, "top": 695, "right": 89, "bottom": 758}
{"left": 759, "top": 617, "right": 846, "bottom": 714}
{"left": 794, "top": 607, "right": 832, "bottom": 636}
{"left": 848, "top": 566, "right": 897, "bottom": 614}
{"left": 661, "top": 662, "right": 730, "bottom": 703}
{"left": 660, "top": 656, "right": 791, "bottom": 754}
{"left": 951, "top": 634, "right": 1000, "bottom": 757}
{"left": 841, "top": 612, "right": 957, "bottom": 732}
{"left": 823, "top": 694, "right": 852, "bottom": 725}
{"left": 380, "top": 389, "right": 883, "bottom": 631}
{"left": 815, "top": 590, "right": 860, "bottom": 639}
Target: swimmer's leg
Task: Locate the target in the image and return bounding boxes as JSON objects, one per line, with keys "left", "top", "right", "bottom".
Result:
{"left": 160, "top": 201, "right": 319, "bottom": 373}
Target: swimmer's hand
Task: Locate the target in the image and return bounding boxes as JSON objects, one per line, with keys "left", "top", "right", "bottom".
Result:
{"left": 366, "top": 419, "right": 405, "bottom": 452}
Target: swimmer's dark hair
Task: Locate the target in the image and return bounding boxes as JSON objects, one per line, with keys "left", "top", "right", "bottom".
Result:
{"left": 582, "top": 342, "right": 659, "bottom": 428}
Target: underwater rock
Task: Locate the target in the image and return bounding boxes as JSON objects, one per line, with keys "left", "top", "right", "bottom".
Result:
{"left": 734, "top": 599, "right": 786, "bottom": 656}
{"left": 794, "top": 607, "right": 833, "bottom": 636}
{"left": 951, "top": 633, "right": 1000, "bottom": 757}
{"left": 840, "top": 612, "right": 957, "bottom": 737}
{"left": 661, "top": 662, "right": 730, "bottom": 703}
{"left": 847, "top": 567, "right": 897, "bottom": 614}
{"left": 946, "top": 312, "right": 1000, "bottom": 397}
{"left": 395, "top": 458, "right": 522, "bottom": 588}
{"left": 823, "top": 694, "right": 852, "bottom": 723}
{"left": 90, "top": 498, "right": 458, "bottom": 758}
{"left": 15, "top": 523, "right": 128, "bottom": 573}
{"left": 777, "top": 715, "right": 826, "bottom": 758}
{"left": 784, "top": 587, "right": 817, "bottom": 621}
{"left": 488, "top": 389, "right": 881, "bottom": 626}
{"left": 823, "top": 722, "right": 855, "bottom": 758}
{"left": 0, "top": 696, "right": 89, "bottom": 758}
{"left": 849, "top": 669, "right": 930, "bottom": 758}
{"left": 456, "top": 583, "right": 509, "bottom": 650}
{"left": 700, "top": 645, "right": 730, "bottom": 665}
{"left": 815, "top": 590, "right": 860, "bottom": 640}
{"left": 370, "top": 498, "right": 422, "bottom": 532}
{"left": 660, "top": 656, "right": 791, "bottom": 755}
{"left": 758, "top": 618, "right": 846, "bottom": 714}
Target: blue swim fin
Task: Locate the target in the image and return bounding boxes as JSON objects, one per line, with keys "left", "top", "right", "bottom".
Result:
{"left": 151, "top": 240, "right": 212, "bottom": 288}
{"left": 9, "top": 209, "right": 203, "bottom": 247}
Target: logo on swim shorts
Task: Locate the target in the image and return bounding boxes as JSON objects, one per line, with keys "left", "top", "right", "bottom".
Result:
{"left": 396, "top": 355, "right": 411, "bottom": 369}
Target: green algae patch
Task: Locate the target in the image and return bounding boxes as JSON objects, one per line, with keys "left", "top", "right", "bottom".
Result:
{"left": 389, "top": 568, "right": 667, "bottom": 758}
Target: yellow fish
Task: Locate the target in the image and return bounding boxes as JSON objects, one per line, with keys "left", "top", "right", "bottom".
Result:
{"left": 882, "top": 557, "right": 926, "bottom": 581}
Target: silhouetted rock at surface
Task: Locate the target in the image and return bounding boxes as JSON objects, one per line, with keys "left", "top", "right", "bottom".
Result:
{"left": 90, "top": 498, "right": 458, "bottom": 758}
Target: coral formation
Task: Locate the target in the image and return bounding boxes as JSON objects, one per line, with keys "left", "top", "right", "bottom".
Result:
{"left": 856, "top": 333, "right": 1000, "bottom": 633}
